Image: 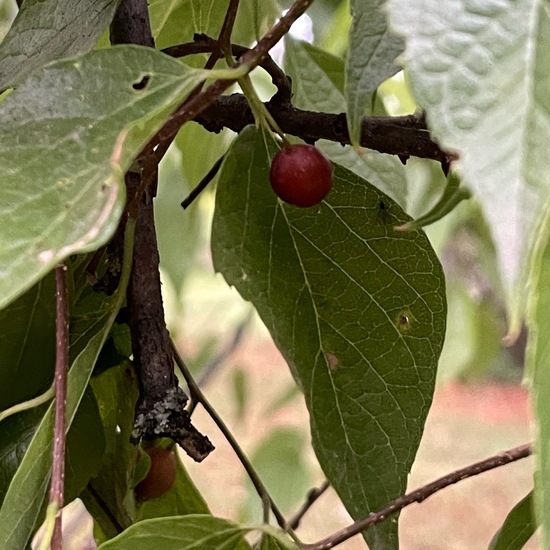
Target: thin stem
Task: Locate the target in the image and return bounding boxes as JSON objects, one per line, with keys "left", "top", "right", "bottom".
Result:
{"left": 210, "top": 0, "right": 240, "bottom": 66}
{"left": 287, "top": 481, "right": 330, "bottom": 531}
{"left": 194, "top": 96, "right": 444, "bottom": 162}
{"left": 238, "top": 72, "right": 288, "bottom": 144}
{"left": 303, "top": 443, "right": 532, "bottom": 550}
{"left": 163, "top": 37, "right": 292, "bottom": 102}
{"left": 181, "top": 154, "right": 225, "bottom": 209}
{"left": 171, "top": 341, "right": 300, "bottom": 544}
{"left": 0, "top": 386, "right": 54, "bottom": 423}
{"left": 50, "top": 263, "right": 70, "bottom": 550}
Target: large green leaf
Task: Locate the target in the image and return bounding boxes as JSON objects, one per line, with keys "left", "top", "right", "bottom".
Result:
{"left": 346, "top": 0, "right": 404, "bottom": 145}
{"left": 0, "top": 224, "right": 133, "bottom": 549}
{"left": 387, "top": 0, "right": 550, "bottom": 327}
{"left": 0, "top": 0, "right": 119, "bottom": 90}
{"left": 284, "top": 37, "right": 408, "bottom": 210}
{"left": 489, "top": 491, "right": 536, "bottom": 550}
{"left": 527, "top": 206, "right": 550, "bottom": 548}
{"left": 0, "top": 45, "right": 206, "bottom": 310}
{"left": 211, "top": 126, "right": 446, "bottom": 548}
{"left": 98, "top": 515, "right": 251, "bottom": 549}
{"left": 0, "top": 273, "right": 55, "bottom": 410}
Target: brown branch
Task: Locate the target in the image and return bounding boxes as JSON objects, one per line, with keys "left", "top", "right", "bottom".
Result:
{"left": 209, "top": 0, "right": 240, "bottom": 65}
{"left": 163, "top": 36, "right": 292, "bottom": 102}
{"left": 110, "top": 0, "right": 154, "bottom": 47}
{"left": 50, "top": 263, "right": 69, "bottom": 549}
{"left": 196, "top": 95, "right": 444, "bottom": 161}
{"left": 125, "top": 171, "right": 174, "bottom": 411}
{"left": 162, "top": 36, "right": 439, "bottom": 161}
{"left": 110, "top": 1, "right": 213, "bottom": 461}
{"left": 140, "top": 0, "right": 317, "bottom": 170}
{"left": 287, "top": 481, "right": 330, "bottom": 531}
{"left": 303, "top": 443, "right": 532, "bottom": 550}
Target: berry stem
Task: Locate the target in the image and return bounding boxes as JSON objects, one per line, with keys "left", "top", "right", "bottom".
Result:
{"left": 222, "top": 48, "right": 290, "bottom": 147}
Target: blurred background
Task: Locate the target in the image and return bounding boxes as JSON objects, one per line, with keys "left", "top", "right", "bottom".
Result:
{"left": 0, "top": 0, "right": 536, "bottom": 547}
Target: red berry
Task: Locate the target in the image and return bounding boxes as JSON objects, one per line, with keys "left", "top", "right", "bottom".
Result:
{"left": 135, "top": 447, "right": 177, "bottom": 501}
{"left": 269, "top": 144, "right": 333, "bottom": 207}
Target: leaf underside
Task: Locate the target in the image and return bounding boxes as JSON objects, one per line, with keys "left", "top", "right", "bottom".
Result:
{"left": 346, "top": 0, "right": 405, "bottom": 145}
{"left": 0, "top": 45, "right": 205, "bottom": 310}
{"left": 0, "top": 0, "right": 119, "bottom": 90}
{"left": 388, "top": 0, "right": 550, "bottom": 326}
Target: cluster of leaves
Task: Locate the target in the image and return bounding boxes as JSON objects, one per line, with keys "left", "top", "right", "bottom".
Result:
{"left": 0, "top": 0, "right": 546, "bottom": 549}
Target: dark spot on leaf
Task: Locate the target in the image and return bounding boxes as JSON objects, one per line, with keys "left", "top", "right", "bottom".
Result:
{"left": 132, "top": 75, "right": 151, "bottom": 90}
{"left": 378, "top": 200, "right": 391, "bottom": 225}
{"left": 395, "top": 309, "right": 414, "bottom": 333}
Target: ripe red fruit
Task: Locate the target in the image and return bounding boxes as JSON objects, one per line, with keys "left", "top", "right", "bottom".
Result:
{"left": 269, "top": 144, "right": 333, "bottom": 207}
{"left": 135, "top": 447, "right": 177, "bottom": 501}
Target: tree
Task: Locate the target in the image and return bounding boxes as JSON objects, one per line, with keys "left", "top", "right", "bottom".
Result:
{"left": 0, "top": 0, "right": 543, "bottom": 548}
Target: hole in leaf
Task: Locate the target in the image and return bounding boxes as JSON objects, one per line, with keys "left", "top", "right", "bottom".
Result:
{"left": 132, "top": 75, "right": 151, "bottom": 90}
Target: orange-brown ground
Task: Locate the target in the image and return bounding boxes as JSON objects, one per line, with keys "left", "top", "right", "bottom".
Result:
{"left": 181, "top": 338, "right": 536, "bottom": 549}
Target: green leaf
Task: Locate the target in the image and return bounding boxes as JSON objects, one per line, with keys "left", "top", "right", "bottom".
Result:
{"left": 211, "top": 126, "right": 446, "bottom": 549}
{"left": 90, "top": 362, "right": 140, "bottom": 529}
{"left": 0, "top": 222, "right": 133, "bottom": 549}
{"left": 284, "top": 37, "right": 408, "bottom": 210}
{"left": 231, "top": 0, "right": 280, "bottom": 45}
{"left": 0, "top": 404, "right": 46, "bottom": 507}
{"left": 0, "top": 273, "right": 55, "bottom": 410}
{"left": 437, "top": 279, "right": 501, "bottom": 384}
{"left": 150, "top": 0, "right": 279, "bottom": 50}
{"left": 165, "top": 121, "right": 232, "bottom": 303}
{"left": 527, "top": 205, "right": 550, "bottom": 548}
{"left": 257, "top": 526, "right": 298, "bottom": 550}
{"left": 136, "top": 453, "right": 210, "bottom": 521}
{"left": 98, "top": 515, "right": 252, "bottom": 549}
{"left": 396, "top": 172, "right": 471, "bottom": 231}
{"left": 149, "top": 0, "right": 222, "bottom": 50}
{"left": 0, "top": 0, "right": 119, "bottom": 90}
{"left": 489, "top": 492, "right": 536, "bottom": 550}
{"left": 231, "top": 367, "right": 249, "bottom": 422}
{"left": 387, "top": 0, "right": 550, "bottom": 327}
{"left": 0, "top": 45, "right": 205, "bottom": 310}
{"left": 243, "top": 428, "right": 310, "bottom": 522}
{"left": 346, "top": 0, "right": 404, "bottom": 145}
{"left": 285, "top": 38, "right": 346, "bottom": 108}
{"left": 65, "top": 388, "right": 106, "bottom": 503}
